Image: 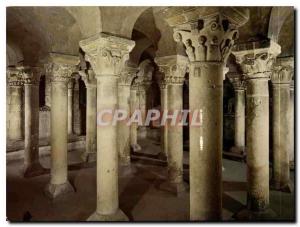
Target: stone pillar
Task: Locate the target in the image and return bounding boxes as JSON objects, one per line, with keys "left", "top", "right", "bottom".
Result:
{"left": 67, "top": 79, "right": 74, "bottom": 135}
{"left": 80, "top": 32, "right": 135, "bottom": 221}
{"left": 21, "top": 66, "right": 45, "bottom": 177}
{"left": 130, "top": 78, "right": 141, "bottom": 152}
{"left": 73, "top": 75, "right": 82, "bottom": 135}
{"left": 228, "top": 73, "right": 246, "bottom": 154}
{"left": 44, "top": 53, "right": 79, "bottom": 199}
{"left": 155, "top": 55, "right": 188, "bottom": 195}
{"left": 165, "top": 7, "right": 249, "bottom": 220}
{"left": 159, "top": 79, "right": 168, "bottom": 160}
{"left": 79, "top": 70, "right": 97, "bottom": 162}
{"left": 271, "top": 57, "right": 293, "bottom": 193}
{"left": 118, "top": 66, "right": 137, "bottom": 165}
{"left": 232, "top": 40, "right": 281, "bottom": 219}
{"left": 289, "top": 80, "right": 294, "bottom": 168}
{"left": 45, "top": 75, "right": 51, "bottom": 108}
{"left": 7, "top": 67, "right": 24, "bottom": 141}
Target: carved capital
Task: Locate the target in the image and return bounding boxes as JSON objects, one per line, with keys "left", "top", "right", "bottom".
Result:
{"left": 79, "top": 69, "right": 97, "bottom": 87}
{"left": 18, "top": 66, "right": 42, "bottom": 85}
{"left": 155, "top": 55, "right": 188, "bottom": 85}
{"left": 232, "top": 40, "right": 281, "bottom": 79}
{"left": 271, "top": 57, "right": 294, "bottom": 85}
{"left": 163, "top": 8, "right": 249, "bottom": 63}
{"left": 79, "top": 33, "right": 135, "bottom": 77}
{"left": 119, "top": 66, "right": 138, "bottom": 86}
{"left": 137, "top": 59, "right": 154, "bottom": 86}
{"left": 45, "top": 53, "right": 79, "bottom": 83}
{"left": 7, "top": 67, "right": 24, "bottom": 87}
{"left": 227, "top": 72, "right": 245, "bottom": 90}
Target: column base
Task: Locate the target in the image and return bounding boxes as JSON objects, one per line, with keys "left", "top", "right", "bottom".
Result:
{"left": 81, "top": 152, "right": 96, "bottom": 163}
{"left": 24, "top": 162, "right": 46, "bottom": 178}
{"left": 131, "top": 144, "right": 141, "bottom": 152}
{"left": 44, "top": 181, "right": 75, "bottom": 199}
{"left": 159, "top": 180, "right": 188, "bottom": 196}
{"left": 270, "top": 180, "right": 293, "bottom": 193}
{"left": 157, "top": 152, "right": 167, "bottom": 161}
{"left": 233, "top": 208, "right": 277, "bottom": 221}
{"left": 87, "top": 209, "right": 129, "bottom": 221}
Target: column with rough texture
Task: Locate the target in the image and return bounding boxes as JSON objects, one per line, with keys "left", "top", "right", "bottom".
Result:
{"left": 162, "top": 7, "right": 249, "bottom": 220}
{"left": 67, "top": 79, "right": 74, "bottom": 135}
{"left": 7, "top": 67, "right": 24, "bottom": 141}
{"left": 271, "top": 57, "right": 293, "bottom": 193}
{"left": 73, "top": 75, "right": 82, "bottom": 135}
{"left": 130, "top": 77, "right": 141, "bottom": 152}
{"left": 233, "top": 40, "right": 281, "bottom": 219}
{"left": 228, "top": 73, "right": 246, "bottom": 154}
{"left": 79, "top": 69, "right": 97, "bottom": 162}
{"left": 118, "top": 66, "right": 137, "bottom": 165}
{"left": 80, "top": 33, "right": 135, "bottom": 221}
{"left": 155, "top": 55, "right": 188, "bottom": 195}
{"left": 44, "top": 53, "right": 79, "bottom": 199}
{"left": 21, "top": 66, "right": 45, "bottom": 177}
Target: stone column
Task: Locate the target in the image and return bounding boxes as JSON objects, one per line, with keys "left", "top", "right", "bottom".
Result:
{"left": 155, "top": 55, "right": 188, "bottom": 196}
{"left": 73, "top": 75, "right": 82, "bottom": 135}
{"left": 45, "top": 75, "right": 51, "bottom": 108}
{"left": 79, "top": 69, "right": 97, "bottom": 162}
{"left": 130, "top": 78, "right": 141, "bottom": 152}
{"left": 165, "top": 8, "right": 249, "bottom": 220}
{"left": 289, "top": 80, "right": 294, "bottom": 168}
{"left": 233, "top": 40, "right": 281, "bottom": 219}
{"left": 44, "top": 53, "right": 79, "bottom": 199}
{"left": 228, "top": 73, "right": 246, "bottom": 154}
{"left": 80, "top": 33, "right": 135, "bottom": 221}
{"left": 7, "top": 67, "right": 24, "bottom": 141}
{"left": 158, "top": 79, "right": 168, "bottom": 160}
{"left": 118, "top": 66, "right": 137, "bottom": 165}
{"left": 271, "top": 57, "right": 293, "bottom": 193}
{"left": 21, "top": 66, "right": 45, "bottom": 177}
{"left": 67, "top": 79, "right": 74, "bottom": 135}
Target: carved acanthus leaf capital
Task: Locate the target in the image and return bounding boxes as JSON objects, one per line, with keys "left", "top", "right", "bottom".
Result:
{"left": 79, "top": 33, "right": 135, "bottom": 77}
{"left": 7, "top": 66, "right": 24, "bottom": 87}
{"left": 227, "top": 72, "right": 245, "bottom": 90}
{"left": 155, "top": 55, "right": 188, "bottom": 85}
{"left": 119, "top": 66, "right": 138, "bottom": 86}
{"left": 18, "top": 66, "right": 42, "bottom": 85}
{"left": 232, "top": 40, "right": 281, "bottom": 79}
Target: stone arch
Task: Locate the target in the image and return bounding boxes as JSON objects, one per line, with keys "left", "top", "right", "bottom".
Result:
{"left": 6, "top": 41, "right": 23, "bottom": 66}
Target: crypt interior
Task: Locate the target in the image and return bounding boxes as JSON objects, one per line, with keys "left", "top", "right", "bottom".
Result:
{"left": 6, "top": 6, "right": 295, "bottom": 222}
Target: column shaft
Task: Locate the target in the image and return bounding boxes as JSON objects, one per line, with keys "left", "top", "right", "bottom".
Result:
{"left": 190, "top": 63, "right": 223, "bottom": 220}
{"left": 289, "top": 85, "right": 294, "bottom": 164}
{"left": 246, "top": 78, "right": 269, "bottom": 211}
{"left": 8, "top": 86, "right": 23, "bottom": 140}
{"left": 272, "top": 84, "right": 291, "bottom": 191}
{"left": 67, "top": 82, "right": 73, "bottom": 135}
{"left": 234, "top": 89, "right": 245, "bottom": 149}
{"left": 130, "top": 88, "right": 138, "bottom": 146}
{"left": 118, "top": 85, "right": 131, "bottom": 165}
{"left": 160, "top": 86, "right": 168, "bottom": 158}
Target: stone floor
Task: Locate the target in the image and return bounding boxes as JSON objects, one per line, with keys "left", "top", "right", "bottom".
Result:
{"left": 6, "top": 138, "right": 295, "bottom": 222}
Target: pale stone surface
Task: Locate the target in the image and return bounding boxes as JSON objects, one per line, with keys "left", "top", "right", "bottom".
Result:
{"left": 117, "top": 66, "right": 137, "bottom": 165}
{"left": 155, "top": 55, "right": 188, "bottom": 196}
{"left": 232, "top": 40, "right": 281, "bottom": 216}
{"left": 165, "top": 8, "right": 249, "bottom": 220}
{"left": 7, "top": 67, "right": 24, "bottom": 141}
{"left": 67, "top": 79, "right": 74, "bottom": 135}
{"left": 289, "top": 80, "right": 294, "bottom": 166}
{"left": 271, "top": 57, "right": 293, "bottom": 192}
{"left": 73, "top": 75, "right": 82, "bottom": 135}
{"left": 44, "top": 53, "right": 79, "bottom": 199}
{"left": 130, "top": 78, "right": 141, "bottom": 152}
{"left": 80, "top": 32, "right": 135, "bottom": 221}
{"left": 228, "top": 73, "right": 246, "bottom": 154}
{"left": 21, "top": 66, "right": 45, "bottom": 177}
{"left": 79, "top": 70, "right": 97, "bottom": 162}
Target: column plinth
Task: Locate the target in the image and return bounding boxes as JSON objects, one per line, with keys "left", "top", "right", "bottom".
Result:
{"left": 270, "top": 57, "right": 294, "bottom": 193}
{"left": 20, "top": 66, "right": 45, "bottom": 177}
{"left": 80, "top": 32, "right": 135, "bottom": 221}
{"left": 7, "top": 68, "right": 24, "bottom": 141}
{"left": 44, "top": 53, "right": 79, "bottom": 199}
{"left": 80, "top": 70, "right": 97, "bottom": 162}
{"left": 232, "top": 40, "right": 281, "bottom": 220}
